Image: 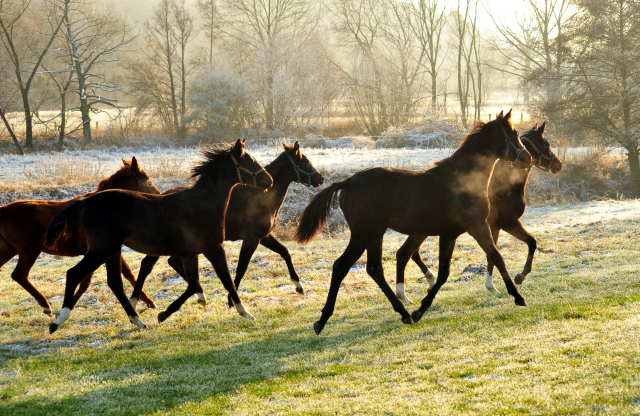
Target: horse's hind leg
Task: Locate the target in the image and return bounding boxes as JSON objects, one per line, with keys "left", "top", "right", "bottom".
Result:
{"left": 158, "top": 256, "right": 202, "bottom": 322}
{"left": 204, "top": 244, "right": 254, "bottom": 320}
{"left": 366, "top": 237, "right": 412, "bottom": 324}
{"left": 396, "top": 236, "right": 426, "bottom": 304}
{"left": 104, "top": 254, "right": 146, "bottom": 329}
{"left": 412, "top": 234, "right": 458, "bottom": 322}
{"left": 485, "top": 227, "right": 501, "bottom": 293}
{"left": 260, "top": 234, "right": 304, "bottom": 294}
{"left": 11, "top": 250, "right": 53, "bottom": 316}
{"left": 167, "top": 255, "right": 205, "bottom": 305}
{"left": 50, "top": 252, "right": 111, "bottom": 333}
{"left": 314, "top": 238, "right": 368, "bottom": 335}
{"left": 130, "top": 256, "right": 159, "bottom": 311}
{"left": 468, "top": 224, "right": 526, "bottom": 307}
{"left": 120, "top": 256, "right": 156, "bottom": 309}
{"left": 226, "top": 239, "right": 260, "bottom": 308}
{"left": 411, "top": 251, "right": 436, "bottom": 287}
{"left": 504, "top": 221, "right": 536, "bottom": 284}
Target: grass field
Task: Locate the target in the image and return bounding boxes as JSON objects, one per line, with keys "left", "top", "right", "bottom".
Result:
{"left": 0, "top": 216, "right": 639, "bottom": 415}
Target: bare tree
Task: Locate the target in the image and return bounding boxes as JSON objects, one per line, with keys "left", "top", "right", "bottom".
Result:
{"left": 196, "top": 0, "right": 217, "bottom": 66}
{"left": 215, "top": 0, "right": 319, "bottom": 131}
{"left": 547, "top": 0, "right": 640, "bottom": 196}
{"left": 410, "top": 0, "right": 446, "bottom": 113}
{"left": 128, "top": 0, "right": 197, "bottom": 139}
{"left": 43, "top": 0, "right": 133, "bottom": 145}
{"left": 0, "top": 0, "right": 63, "bottom": 149}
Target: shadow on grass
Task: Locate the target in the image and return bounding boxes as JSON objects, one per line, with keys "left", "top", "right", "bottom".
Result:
{"left": 0, "top": 313, "right": 405, "bottom": 416}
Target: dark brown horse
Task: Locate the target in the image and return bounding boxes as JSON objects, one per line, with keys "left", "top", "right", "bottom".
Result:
{"left": 294, "top": 111, "right": 532, "bottom": 335}
{"left": 395, "top": 123, "right": 563, "bottom": 302}
{"left": 128, "top": 142, "right": 324, "bottom": 312}
{"left": 45, "top": 140, "right": 272, "bottom": 333}
{"left": 0, "top": 158, "right": 160, "bottom": 316}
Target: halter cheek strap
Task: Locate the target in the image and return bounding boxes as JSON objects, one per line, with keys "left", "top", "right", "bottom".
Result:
{"left": 499, "top": 125, "right": 526, "bottom": 168}
{"left": 129, "top": 170, "right": 142, "bottom": 192}
{"left": 521, "top": 136, "right": 557, "bottom": 172}
{"left": 229, "top": 154, "right": 265, "bottom": 187}
{"left": 286, "top": 152, "right": 318, "bottom": 187}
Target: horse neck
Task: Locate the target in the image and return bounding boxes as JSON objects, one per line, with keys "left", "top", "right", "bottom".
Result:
{"left": 264, "top": 157, "right": 295, "bottom": 205}
{"left": 192, "top": 169, "right": 238, "bottom": 220}
{"left": 491, "top": 160, "right": 530, "bottom": 192}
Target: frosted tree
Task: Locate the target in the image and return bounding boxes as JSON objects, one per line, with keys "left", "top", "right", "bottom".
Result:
{"left": 0, "top": 0, "right": 63, "bottom": 149}
{"left": 44, "top": 0, "right": 133, "bottom": 145}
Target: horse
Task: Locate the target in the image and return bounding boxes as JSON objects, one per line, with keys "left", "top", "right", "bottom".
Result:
{"left": 128, "top": 141, "right": 324, "bottom": 312}
{"left": 395, "top": 122, "right": 563, "bottom": 303}
{"left": 45, "top": 140, "right": 273, "bottom": 333}
{"left": 294, "top": 110, "right": 532, "bottom": 335}
{"left": 0, "top": 157, "right": 160, "bottom": 316}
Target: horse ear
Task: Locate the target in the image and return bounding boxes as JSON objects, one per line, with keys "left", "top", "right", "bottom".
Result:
{"left": 539, "top": 122, "right": 546, "bottom": 133}
{"left": 293, "top": 141, "right": 300, "bottom": 156}
{"left": 533, "top": 123, "right": 538, "bottom": 130}
{"left": 234, "top": 139, "right": 245, "bottom": 158}
{"left": 131, "top": 157, "right": 140, "bottom": 171}
{"left": 122, "top": 158, "right": 130, "bottom": 166}
{"left": 497, "top": 110, "right": 504, "bottom": 118}
{"left": 283, "top": 142, "right": 292, "bottom": 150}
{"left": 505, "top": 109, "right": 512, "bottom": 120}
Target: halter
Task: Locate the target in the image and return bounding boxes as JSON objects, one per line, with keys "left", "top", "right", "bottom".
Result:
{"left": 129, "top": 170, "right": 142, "bottom": 192}
{"left": 286, "top": 152, "right": 318, "bottom": 187}
{"left": 521, "top": 136, "right": 557, "bottom": 172}
{"left": 499, "top": 125, "right": 526, "bottom": 168}
{"left": 229, "top": 154, "right": 265, "bottom": 187}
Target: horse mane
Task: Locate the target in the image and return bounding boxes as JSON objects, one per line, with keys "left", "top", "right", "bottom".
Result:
{"left": 95, "top": 162, "right": 148, "bottom": 191}
{"left": 433, "top": 117, "right": 511, "bottom": 167}
{"left": 191, "top": 145, "right": 233, "bottom": 179}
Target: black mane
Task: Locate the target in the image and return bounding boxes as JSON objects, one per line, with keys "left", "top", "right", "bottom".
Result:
{"left": 191, "top": 145, "right": 233, "bottom": 179}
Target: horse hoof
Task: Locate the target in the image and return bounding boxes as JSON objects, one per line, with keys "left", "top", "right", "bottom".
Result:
{"left": 43, "top": 308, "right": 53, "bottom": 317}
{"left": 402, "top": 316, "right": 413, "bottom": 325}
{"left": 515, "top": 298, "right": 527, "bottom": 306}
{"left": 485, "top": 286, "right": 499, "bottom": 293}
{"left": 313, "top": 321, "right": 325, "bottom": 335}
{"left": 514, "top": 273, "right": 525, "bottom": 285}
{"left": 49, "top": 323, "right": 59, "bottom": 334}
{"left": 396, "top": 292, "right": 413, "bottom": 304}
{"left": 197, "top": 300, "right": 207, "bottom": 308}
{"left": 296, "top": 286, "right": 304, "bottom": 295}
{"left": 411, "top": 310, "right": 424, "bottom": 323}
{"left": 158, "top": 312, "right": 167, "bottom": 323}
{"left": 146, "top": 301, "right": 158, "bottom": 309}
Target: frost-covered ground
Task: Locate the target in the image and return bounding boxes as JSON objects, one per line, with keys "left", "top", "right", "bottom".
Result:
{"left": 522, "top": 199, "right": 640, "bottom": 230}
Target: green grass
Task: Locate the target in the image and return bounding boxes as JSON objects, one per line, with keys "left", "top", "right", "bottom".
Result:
{"left": 0, "top": 221, "right": 639, "bottom": 415}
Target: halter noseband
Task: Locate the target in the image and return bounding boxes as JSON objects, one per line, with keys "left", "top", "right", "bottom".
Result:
{"left": 499, "top": 125, "right": 526, "bottom": 168}
{"left": 229, "top": 154, "right": 265, "bottom": 187}
{"left": 286, "top": 152, "right": 318, "bottom": 187}
{"left": 520, "top": 136, "right": 557, "bottom": 172}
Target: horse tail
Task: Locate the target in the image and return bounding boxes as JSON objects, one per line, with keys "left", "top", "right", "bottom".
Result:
{"left": 45, "top": 199, "right": 86, "bottom": 248}
{"left": 294, "top": 179, "right": 348, "bottom": 244}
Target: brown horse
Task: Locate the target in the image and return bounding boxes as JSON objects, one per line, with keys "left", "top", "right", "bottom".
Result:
{"left": 128, "top": 142, "right": 324, "bottom": 312}
{"left": 0, "top": 157, "right": 160, "bottom": 316}
{"left": 45, "top": 140, "right": 273, "bottom": 333}
{"left": 294, "top": 110, "right": 532, "bottom": 335}
{"left": 395, "top": 122, "right": 563, "bottom": 303}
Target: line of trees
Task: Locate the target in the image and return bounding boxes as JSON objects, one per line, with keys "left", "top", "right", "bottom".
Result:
{"left": 2, "top": 0, "right": 640, "bottom": 196}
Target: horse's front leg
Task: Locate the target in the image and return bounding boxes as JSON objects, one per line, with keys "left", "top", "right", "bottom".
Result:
{"left": 204, "top": 244, "right": 255, "bottom": 320}
{"left": 468, "top": 223, "right": 526, "bottom": 306}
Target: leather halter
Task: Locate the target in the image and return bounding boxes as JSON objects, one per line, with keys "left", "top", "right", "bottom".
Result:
{"left": 499, "top": 125, "right": 526, "bottom": 168}
{"left": 521, "top": 136, "right": 557, "bottom": 172}
{"left": 129, "top": 170, "right": 142, "bottom": 192}
{"left": 229, "top": 154, "right": 265, "bottom": 187}
{"left": 286, "top": 152, "right": 318, "bottom": 187}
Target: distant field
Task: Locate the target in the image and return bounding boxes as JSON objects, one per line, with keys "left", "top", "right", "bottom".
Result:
{"left": 0, "top": 203, "right": 638, "bottom": 415}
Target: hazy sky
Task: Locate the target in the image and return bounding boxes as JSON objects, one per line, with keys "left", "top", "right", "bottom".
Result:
{"left": 110, "top": 0, "right": 525, "bottom": 30}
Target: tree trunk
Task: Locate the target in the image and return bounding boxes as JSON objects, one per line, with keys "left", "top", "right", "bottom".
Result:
{"left": 0, "top": 108, "right": 24, "bottom": 154}
{"left": 627, "top": 144, "right": 640, "bottom": 197}
{"left": 57, "top": 98, "right": 67, "bottom": 151}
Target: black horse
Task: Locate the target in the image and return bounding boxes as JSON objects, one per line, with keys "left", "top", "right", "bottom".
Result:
{"left": 395, "top": 122, "right": 563, "bottom": 302}
{"left": 45, "top": 140, "right": 273, "bottom": 333}
{"left": 294, "top": 111, "right": 532, "bottom": 335}
{"left": 128, "top": 142, "right": 324, "bottom": 311}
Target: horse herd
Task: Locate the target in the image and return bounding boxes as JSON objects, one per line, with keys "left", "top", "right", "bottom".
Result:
{"left": 0, "top": 109, "right": 562, "bottom": 336}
